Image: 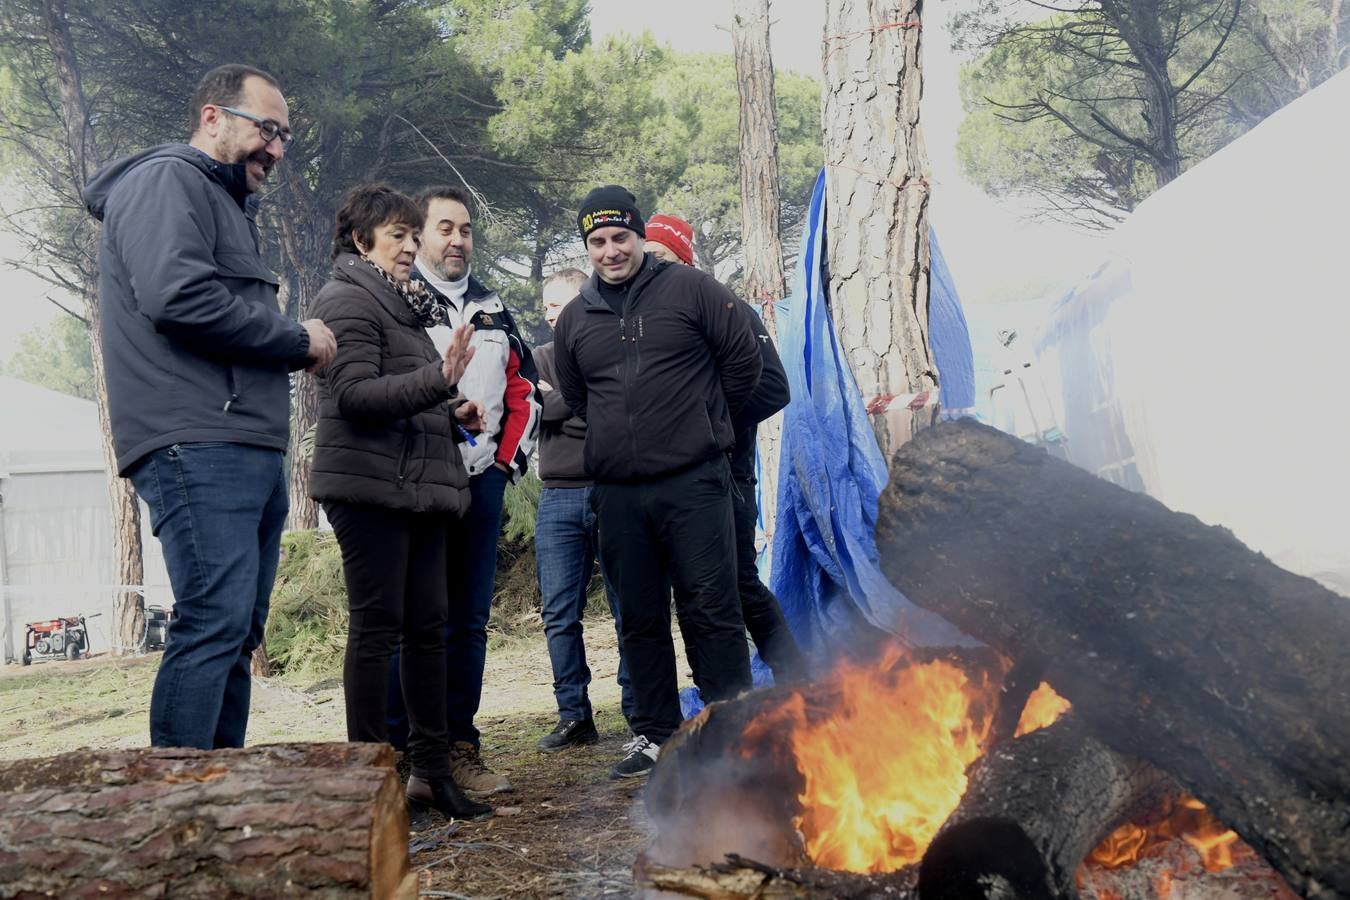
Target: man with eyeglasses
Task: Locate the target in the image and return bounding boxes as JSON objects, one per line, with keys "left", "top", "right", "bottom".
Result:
{"left": 84, "top": 64, "right": 335, "bottom": 750}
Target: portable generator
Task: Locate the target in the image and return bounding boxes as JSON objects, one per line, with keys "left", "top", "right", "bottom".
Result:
{"left": 21, "top": 615, "right": 92, "bottom": 665}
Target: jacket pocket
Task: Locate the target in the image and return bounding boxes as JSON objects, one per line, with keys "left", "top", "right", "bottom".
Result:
{"left": 395, "top": 424, "right": 414, "bottom": 487}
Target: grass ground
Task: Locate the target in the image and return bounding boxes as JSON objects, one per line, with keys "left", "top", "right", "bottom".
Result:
{"left": 0, "top": 618, "right": 682, "bottom": 898}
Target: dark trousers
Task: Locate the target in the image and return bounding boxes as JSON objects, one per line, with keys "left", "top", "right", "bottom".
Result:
{"left": 592, "top": 457, "right": 750, "bottom": 744}
{"left": 387, "top": 465, "right": 508, "bottom": 749}
{"left": 326, "top": 502, "right": 451, "bottom": 779}
{"left": 732, "top": 476, "right": 807, "bottom": 682}
{"left": 537, "top": 485, "right": 633, "bottom": 723}
{"left": 128, "top": 442, "right": 287, "bottom": 749}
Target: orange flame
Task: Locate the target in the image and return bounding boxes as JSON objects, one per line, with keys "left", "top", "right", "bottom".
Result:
{"left": 1088, "top": 795, "right": 1243, "bottom": 872}
{"left": 744, "top": 646, "right": 994, "bottom": 872}
{"left": 1014, "top": 681, "right": 1072, "bottom": 737}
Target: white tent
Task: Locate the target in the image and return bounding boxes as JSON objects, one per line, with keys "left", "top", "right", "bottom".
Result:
{"left": 1019, "top": 70, "right": 1350, "bottom": 596}
{"left": 0, "top": 377, "right": 169, "bottom": 662}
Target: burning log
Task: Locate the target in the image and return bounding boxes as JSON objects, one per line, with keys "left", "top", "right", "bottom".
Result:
{"left": 876, "top": 419, "right": 1350, "bottom": 898}
{"left": 0, "top": 743, "right": 414, "bottom": 898}
{"left": 917, "top": 715, "right": 1174, "bottom": 899}
{"left": 640, "top": 853, "right": 918, "bottom": 899}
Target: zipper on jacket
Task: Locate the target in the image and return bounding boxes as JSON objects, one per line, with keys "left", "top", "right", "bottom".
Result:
{"left": 223, "top": 367, "right": 239, "bottom": 413}
{"left": 396, "top": 428, "right": 414, "bottom": 487}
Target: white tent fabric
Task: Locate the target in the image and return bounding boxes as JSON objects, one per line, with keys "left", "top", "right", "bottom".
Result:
{"left": 0, "top": 377, "right": 170, "bottom": 662}
{"left": 1029, "top": 70, "right": 1350, "bottom": 597}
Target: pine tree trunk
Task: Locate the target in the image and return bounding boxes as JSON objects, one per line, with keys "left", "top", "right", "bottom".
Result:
{"left": 41, "top": 0, "right": 145, "bottom": 653}
{"left": 85, "top": 282, "right": 146, "bottom": 654}
{"left": 732, "top": 0, "right": 789, "bottom": 550}
{"left": 278, "top": 211, "right": 327, "bottom": 533}
{"left": 821, "top": 0, "right": 938, "bottom": 462}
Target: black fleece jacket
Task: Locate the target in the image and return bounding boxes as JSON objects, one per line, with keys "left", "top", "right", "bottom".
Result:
{"left": 730, "top": 301, "right": 790, "bottom": 480}
{"left": 552, "top": 256, "right": 762, "bottom": 483}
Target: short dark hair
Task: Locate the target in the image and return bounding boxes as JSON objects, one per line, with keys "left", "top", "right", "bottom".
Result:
{"left": 190, "top": 64, "right": 281, "bottom": 134}
{"left": 331, "top": 183, "right": 424, "bottom": 260}
{"left": 544, "top": 267, "right": 587, "bottom": 292}
{"left": 415, "top": 185, "right": 474, "bottom": 221}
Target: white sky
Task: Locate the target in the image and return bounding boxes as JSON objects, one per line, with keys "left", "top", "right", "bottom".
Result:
{"left": 0, "top": 0, "right": 1105, "bottom": 361}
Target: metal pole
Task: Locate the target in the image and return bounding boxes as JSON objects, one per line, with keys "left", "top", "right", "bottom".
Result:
{"left": 0, "top": 480, "right": 14, "bottom": 664}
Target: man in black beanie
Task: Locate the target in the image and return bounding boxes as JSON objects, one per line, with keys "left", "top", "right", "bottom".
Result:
{"left": 553, "top": 185, "right": 762, "bottom": 778}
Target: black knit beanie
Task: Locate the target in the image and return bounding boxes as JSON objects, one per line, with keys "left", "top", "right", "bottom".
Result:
{"left": 577, "top": 185, "right": 646, "bottom": 240}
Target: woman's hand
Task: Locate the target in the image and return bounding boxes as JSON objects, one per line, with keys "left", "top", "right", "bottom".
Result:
{"left": 442, "top": 324, "right": 476, "bottom": 387}
{"left": 455, "top": 400, "right": 485, "bottom": 434}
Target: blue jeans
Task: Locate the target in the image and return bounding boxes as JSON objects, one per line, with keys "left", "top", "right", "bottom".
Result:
{"left": 388, "top": 464, "right": 507, "bottom": 749}
{"left": 537, "top": 486, "right": 632, "bottom": 723}
{"left": 128, "top": 442, "right": 287, "bottom": 749}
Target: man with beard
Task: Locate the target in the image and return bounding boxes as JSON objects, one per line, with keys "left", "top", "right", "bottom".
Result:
{"left": 384, "top": 185, "right": 540, "bottom": 796}
{"left": 83, "top": 64, "right": 335, "bottom": 749}
{"left": 553, "top": 186, "right": 761, "bottom": 779}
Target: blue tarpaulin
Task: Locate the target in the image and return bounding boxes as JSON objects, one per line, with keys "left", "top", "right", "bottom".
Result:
{"left": 767, "top": 172, "right": 976, "bottom": 661}
{"left": 679, "top": 171, "right": 978, "bottom": 716}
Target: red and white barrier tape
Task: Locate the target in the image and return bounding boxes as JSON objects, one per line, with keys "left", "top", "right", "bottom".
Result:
{"left": 864, "top": 390, "right": 938, "bottom": 415}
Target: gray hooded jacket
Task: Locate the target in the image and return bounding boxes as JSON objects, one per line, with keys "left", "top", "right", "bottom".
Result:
{"left": 84, "top": 143, "right": 310, "bottom": 474}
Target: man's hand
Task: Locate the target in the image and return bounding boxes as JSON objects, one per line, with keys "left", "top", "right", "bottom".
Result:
{"left": 302, "top": 319, "right": 337, "bottom": 371}
{"left": 442, "top": 324, "right": 476, "bottom": 387}
{"left": 493, "top": 460, "right": 512, "bottom": 475}
{"left": 455, "top": 400, "right": 485, "bottom": 434}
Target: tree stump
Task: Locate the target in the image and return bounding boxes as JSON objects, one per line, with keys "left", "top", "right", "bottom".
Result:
{"left": 876, "top": 419, "right": 1350, "bottom": 898}
{"left": 0, "top": 743, "right": 414, "bottom": 898}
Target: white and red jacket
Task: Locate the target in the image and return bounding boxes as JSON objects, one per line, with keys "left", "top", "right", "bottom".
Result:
{"left": 415, "top": 261, "right": 540, "bottom": 480}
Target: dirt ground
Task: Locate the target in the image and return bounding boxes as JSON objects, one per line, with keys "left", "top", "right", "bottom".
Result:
{"left": 0, "top": 618, "right": 691, "bottom": 898}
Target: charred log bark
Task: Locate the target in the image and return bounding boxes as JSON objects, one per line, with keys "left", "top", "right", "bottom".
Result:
{"left": 876, "top": 419, "right": 1350, "bottom": 898}
{"left": 0, "top": 743, "right": 414, "bottom": 898}
{"left": 641, "top": 853, "right": 917, "bottom": 899}
{"left": 646, "top": 690, "right": 808, "bottom": 871}
{"left": 918, "top": 715, "right": 1174, "bottom": 900}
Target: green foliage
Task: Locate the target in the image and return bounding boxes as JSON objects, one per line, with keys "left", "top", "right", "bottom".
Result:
{"left": 2, "top": 313, "right": 96, "bottom": 400}
{"left": 265, "top": 530, "right": 349, "bottom": 682}
{"left": 644, "top": 53, "right": 822, "bottom": 289}
{"left": 501, "top": 470, "right": 542, "bottom": 543}
{"left": 953, "top": 0, "right": 1348, "bottom": 228}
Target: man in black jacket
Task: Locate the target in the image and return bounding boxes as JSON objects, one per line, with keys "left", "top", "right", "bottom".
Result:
{"left": 553, "top": 186, "right": 762, "bottom": 778}
{"left": 646, "top": 215, "right": 807, "bottom": 684}
{"left": 83, "top": 64, "right": 335, "bottom": 749}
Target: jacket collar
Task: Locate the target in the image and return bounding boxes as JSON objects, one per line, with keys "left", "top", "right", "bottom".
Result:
{"left": 579, "top": 253, "right": 671, "bottom": 313}
{"left": 332, "top": 253, "right": 419, "bottom": 326}
{"left": 411, "top": 266, "right": 499, "bottom": 307}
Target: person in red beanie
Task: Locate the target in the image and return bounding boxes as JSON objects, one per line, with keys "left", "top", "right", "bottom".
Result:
{"left": 645, "top": 213, "right": 696, "bottom": 267}
{"left": 644, "top": 214, "right": 807, "bottom": 687}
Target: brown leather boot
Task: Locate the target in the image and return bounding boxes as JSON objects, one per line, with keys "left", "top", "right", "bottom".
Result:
{"left": 448, "top": 741, "right": 511, "bottom": 795}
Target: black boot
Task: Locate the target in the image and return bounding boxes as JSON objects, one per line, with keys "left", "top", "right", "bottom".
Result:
{"left": 407, "top": 774, "right": 493, "bottom": 822}
{"left": 537, "top": 717, "right": 599, "bottom": 752}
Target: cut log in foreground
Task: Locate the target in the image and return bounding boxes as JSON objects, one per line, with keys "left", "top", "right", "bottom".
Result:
{"left": 876, "top": 419, "right": 1350, "bottom": 898}
{"left": 0, "top": 743, "right": 414, "bottom": 899}
{"left": 918, "top": 715, "right": 1174, "bottom": 900}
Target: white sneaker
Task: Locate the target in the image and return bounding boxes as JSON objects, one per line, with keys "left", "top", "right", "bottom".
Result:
{"left": 609, "top": 734, "right": 660, "bottom": 779}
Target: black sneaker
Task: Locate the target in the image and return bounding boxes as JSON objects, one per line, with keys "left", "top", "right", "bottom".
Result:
{"left": 537, "top": 717, "right": 600, "bottom": 752}
{"left": 609, "top": 735, "right": 660, "bottom": 779}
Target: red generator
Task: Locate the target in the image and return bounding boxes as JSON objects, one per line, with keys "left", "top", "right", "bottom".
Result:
{"left": 22, "top": 616, "right": 91, "bottom": 665}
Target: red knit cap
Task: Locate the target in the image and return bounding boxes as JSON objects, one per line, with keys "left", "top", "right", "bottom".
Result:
{"left": 645, "top": 214, "right": 695, "bottom": 266}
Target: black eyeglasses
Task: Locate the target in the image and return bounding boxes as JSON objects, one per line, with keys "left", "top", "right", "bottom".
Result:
{"left": 218, "top": 105, "right": 294, "bottom": 146}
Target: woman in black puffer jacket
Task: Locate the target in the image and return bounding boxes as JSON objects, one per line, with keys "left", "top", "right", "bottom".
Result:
{"left": 310, "top": 184, "right": 490, "bottom": 821}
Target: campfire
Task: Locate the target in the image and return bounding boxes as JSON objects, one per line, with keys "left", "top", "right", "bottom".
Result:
{"left": 640, "top": 421, "right": 1347, "bottom": 899}
{"left": 644, "top": 646, "right": 1296, "bottom": 899}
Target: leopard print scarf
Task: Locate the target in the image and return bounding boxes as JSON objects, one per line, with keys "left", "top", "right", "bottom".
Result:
{"left": 359, "top": 255, "right": 444, "bottom": 328}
